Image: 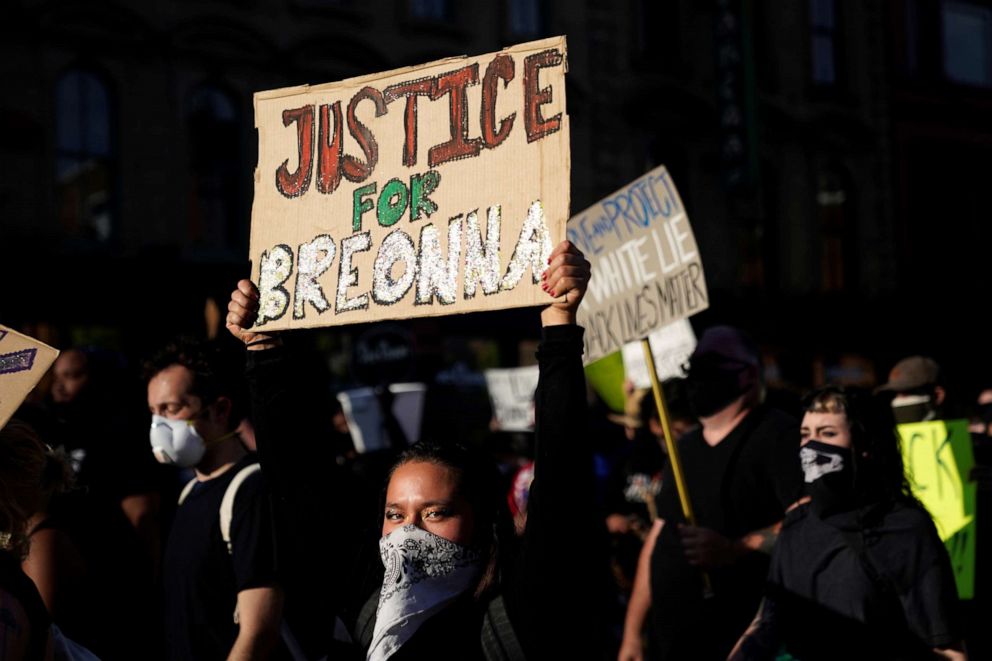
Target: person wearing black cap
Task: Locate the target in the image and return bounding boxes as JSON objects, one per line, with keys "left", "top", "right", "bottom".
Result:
{"left": 618, "top": 326, "right": 803, "bottom": 661}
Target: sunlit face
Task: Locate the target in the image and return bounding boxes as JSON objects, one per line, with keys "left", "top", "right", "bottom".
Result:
{"left": 51, "top": 350, "right": 89, "bottom": 404}
{"left": 800, "top": 411, "right": 852, "bottom": 449}
{"left": 383, "top": 460, "right": 475, "bottom": 546}
{"left": 146, "top": 364, "right": 226, "bottom": 439}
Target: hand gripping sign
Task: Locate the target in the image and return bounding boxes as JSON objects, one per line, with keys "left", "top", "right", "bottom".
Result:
{"left": 250, "top": 37, "right": 569, "bottom": 331}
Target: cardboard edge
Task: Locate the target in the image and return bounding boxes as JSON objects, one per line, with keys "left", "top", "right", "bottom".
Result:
{"left": 0, "top": 326, "right": 60, "bottom": 429}
{"left": 252, "top": 36, "right": 568, "bottom": 102}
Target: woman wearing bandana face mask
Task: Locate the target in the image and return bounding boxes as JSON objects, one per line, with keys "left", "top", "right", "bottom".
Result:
{"left": 730, "top": 386, "right": 966, "bottom": 660}
{"left": 227, "top": 241, "right": 609, "bottom": 660}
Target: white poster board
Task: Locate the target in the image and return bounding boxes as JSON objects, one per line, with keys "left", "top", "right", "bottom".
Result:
{"left": 569, "top": 166, "right": 708, "bottom": 365}
{"left": 336, "top": 383, "right": 426, "bottom": 453}
{"left": 484, "top": 365, "right": 540, "bottom": 432}
{"left": 621, "top": 319, "right": 696, "bottom": 388}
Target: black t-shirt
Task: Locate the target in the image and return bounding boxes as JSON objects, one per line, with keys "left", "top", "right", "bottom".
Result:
{"left": 649, "top": 405, "right": 801, "bottom": 660}
{"left": 765, "top": 501, "right": 962, "bottom": 659}
{"left": 162, "top": 455, "right": 277, "bottom": 661}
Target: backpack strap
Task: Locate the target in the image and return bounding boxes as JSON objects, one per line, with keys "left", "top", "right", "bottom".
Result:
{"left": 220, "top": 463, "right": 262, "bottom": 554}
{"left": 177, "top": 477, "right": 198, "bottom": 505}
{"left": 481, "top": 594, "right": 526, "bottom": 661}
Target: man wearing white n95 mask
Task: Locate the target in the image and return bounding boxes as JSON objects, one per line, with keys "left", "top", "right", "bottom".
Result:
{"left": 145, "top": 338, "right": 283, "bottom": 661}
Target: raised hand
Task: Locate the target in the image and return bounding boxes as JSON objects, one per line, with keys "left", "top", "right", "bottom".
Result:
{"left": 540, "top": 240, "right": 591, "bottom": 327}
{"left": 226, "top": 279, "right": 281, "bottom": 350}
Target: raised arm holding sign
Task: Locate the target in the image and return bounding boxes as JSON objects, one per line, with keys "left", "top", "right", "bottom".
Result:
{"left": 223, "top": 37, "right": 616, "bottom": 661}
{"left": 226, "top": 239, "right": 609, "bottom": 660}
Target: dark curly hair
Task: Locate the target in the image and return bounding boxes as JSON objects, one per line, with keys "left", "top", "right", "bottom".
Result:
{"left": 385, "top": 441, "right": 517, "bottom": 600}
{"left": 0, "top": 420, "right": 73, "bottom": 559}
{"left": 802, "top": 385, "right": 918, "bottom": 507}
{"left": 143, "top": 337, "right": 247, "bottom": 425}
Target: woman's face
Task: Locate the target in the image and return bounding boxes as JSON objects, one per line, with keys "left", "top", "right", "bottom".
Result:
{"left": 800, "top": 411, "right": 852, "bottom": 449}
{"left": 51, "top": 350, "right": 90, "bottom": 404}
{"left": 382, "top": 460, "right": 475, "bottom": 546}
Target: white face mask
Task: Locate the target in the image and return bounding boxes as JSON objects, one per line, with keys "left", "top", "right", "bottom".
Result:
{"left": 368, "top": 525, "right": 482, "bottom": 661}
{"left": 149, "top": 415, "right": 208, "bottom": 467}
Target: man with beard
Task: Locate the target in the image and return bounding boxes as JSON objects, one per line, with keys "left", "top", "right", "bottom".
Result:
{"left": 618, "top": 326, "right": 803, "bottom": 661}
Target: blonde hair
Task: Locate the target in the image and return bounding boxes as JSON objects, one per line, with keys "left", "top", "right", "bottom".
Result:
{"left": 0, "top": 420, "right": 72, "bottom": 558}
{"left": 804, "top": 390, "right": 847, "bottom": 415}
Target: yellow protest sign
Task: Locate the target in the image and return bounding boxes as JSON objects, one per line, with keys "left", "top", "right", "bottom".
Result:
{"left": 897, "top": 419, "right": 976, "bottom": 599}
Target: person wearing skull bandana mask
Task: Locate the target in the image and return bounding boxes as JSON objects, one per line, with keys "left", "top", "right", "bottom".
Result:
{"left": 730, "top": 386, "right": 965, "bottom": 660}
{"left": 619, "top": 326, "right": 803, "bottom": 661}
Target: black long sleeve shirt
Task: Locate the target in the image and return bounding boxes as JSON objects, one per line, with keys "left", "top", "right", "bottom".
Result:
{"left": 246, "top": 324, "right": 609, "bottom": 659}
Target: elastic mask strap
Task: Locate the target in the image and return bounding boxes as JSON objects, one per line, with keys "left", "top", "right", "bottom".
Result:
{"left": 204, "top": 429, "right": 239, "bottom": 447}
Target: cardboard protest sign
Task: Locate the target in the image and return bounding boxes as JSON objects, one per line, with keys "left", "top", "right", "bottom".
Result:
{"left": 0, "top": 326, "right": 59, "bottom": 428}
{"left": 250, "top": 37, "right": 569, "bottom": 331}
{"left": 484, "top": 365, "right": 540, "bottom": 432}
{"left": 898, "top": 420, "right": 977, "bottom": 599}
{"left": 622, "top": 319, "right": 696, "bottom": 388}
{"left": 568, "top": 166, "right": 708, "bottom": 365}
{"left": 337, "top": 383, "right": 427, "bottom": 453}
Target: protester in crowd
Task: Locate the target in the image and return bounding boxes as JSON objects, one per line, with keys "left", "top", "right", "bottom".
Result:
{"left": 226, "top": 240, "right": 611, "bottom": 659}
{"left": 0, "top": 420, "right": 71, "bottom": 660}
{"left": 145, "top": 338, "right": 283, "bottom": 660}
{"left": 18, "top": 434, "right": 158, "bottom": 660}
{"left": 729, "top": 385, "right": 966, "bottom": 660}
{"left": 876, "top": 355, "right": 946, "bottom": 425}
{"left": 618, "top": 326, "right": 802, "bottom": 661}
{"left": 42, "top": 347, "right": 165, "bottom": 575}
{"left": 605, "top": 380, "right": 694, "bottom": 593}
{"left": 967, "top": 386, "right": 992, "bottom": 465}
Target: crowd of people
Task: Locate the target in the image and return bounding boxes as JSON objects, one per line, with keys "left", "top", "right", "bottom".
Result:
{"left": 1, "top": 240, "right": 988, "bottom": 659}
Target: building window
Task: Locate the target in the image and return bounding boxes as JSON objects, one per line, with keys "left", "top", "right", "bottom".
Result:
{"left": 809, "top": 0, "right": 837, "bottom": 86}
{"left": 409, "top": 0, "right": 450, "bottom": 21}
{"left": 941, "top": 1, "right": 992, "bottom": 87}
{"left": 186, "top": 85, "right": 241, "bottom": 252}
{"left": 507, "top": 0, "right": 543, "bottom": 39}
{"left": 55, "top": 70, "right": 114, "bottom": 243}
{"left": 816, "top": 167, "right": 851, "bottom": 291}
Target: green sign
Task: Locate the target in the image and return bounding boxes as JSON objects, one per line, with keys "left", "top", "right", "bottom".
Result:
{"left": 584, "top": 351, "right": 626, "bottom": 413}
{"left": 897, "top": 419, "right": 977, "bottom": 599}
